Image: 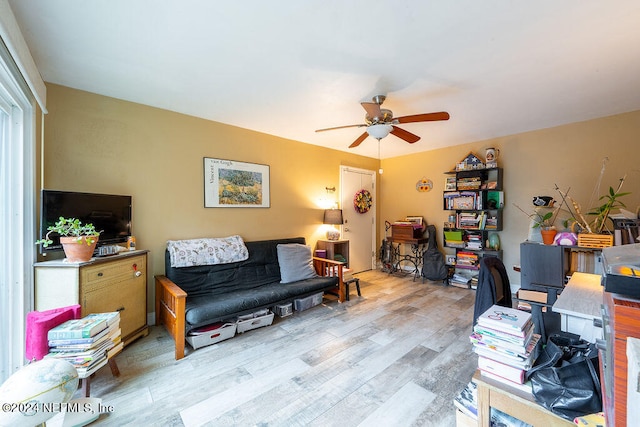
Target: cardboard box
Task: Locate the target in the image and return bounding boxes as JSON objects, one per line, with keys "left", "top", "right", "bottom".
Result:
{"left": 294, "top": 292, "right": 323, "bottom": 311}
{"left": 186, "top": 322, "right": 236, "bottom": 349}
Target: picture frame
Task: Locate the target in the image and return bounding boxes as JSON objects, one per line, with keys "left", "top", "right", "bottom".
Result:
{"left": 405, "top": 216, "right": 424, "bottom": 226}
{"left": 203, "top": 157, "right": 270, "bottom": 208}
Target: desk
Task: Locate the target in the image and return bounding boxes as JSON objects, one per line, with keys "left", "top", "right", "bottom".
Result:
{"left": 552, "top": 272, "right": 603, "bottom": 342}
{"left": 386, "top": 237, "right": 428, "bottom": 281}
{"left": 473, "top": 370, "right": 573, "bottom": 426}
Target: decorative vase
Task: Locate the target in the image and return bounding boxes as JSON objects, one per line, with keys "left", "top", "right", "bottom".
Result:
{"left": 60, "top": 236, "right": 98, "bottom": 262}
{"left": 540, "top": 229, "right": 557, "bottom": 245}
{"left": 488, "top": 233, "right": 501, "bottom": 250}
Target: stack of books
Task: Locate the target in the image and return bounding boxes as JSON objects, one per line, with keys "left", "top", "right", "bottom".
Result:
{"left": 46, "top": 312, "right": 122, "bottom": 377}
{"left": 470, "top": 304, "right": 540, "bottom": 391}
{"left": 453, "top": 381, "right": 477, "bottom": 421}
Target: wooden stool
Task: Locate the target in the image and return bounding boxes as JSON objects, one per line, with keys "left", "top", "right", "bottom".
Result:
{"left": 344, "top": 277, "right": 361, "bottom": 301}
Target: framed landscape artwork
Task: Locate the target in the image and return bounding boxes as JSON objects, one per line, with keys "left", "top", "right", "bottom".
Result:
{"left": 203, "top": 158, "right": 270, "bottom": 208}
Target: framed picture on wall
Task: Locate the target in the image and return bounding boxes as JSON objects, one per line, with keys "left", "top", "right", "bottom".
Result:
{"left": 203, "top": 157, "right": 270, "bottom": 208}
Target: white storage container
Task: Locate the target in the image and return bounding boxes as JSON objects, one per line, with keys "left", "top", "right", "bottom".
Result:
{"left": 236, "top": 310, "right": 274, "bottom": 333}
{"left": 274, "top": 303, "right": 293, "bottom": 317}
{"left": 186, "top": 322, "right": 236, "bottom": 349}
{"left": 294, "top": 292, "right": 323, "bottom": 312}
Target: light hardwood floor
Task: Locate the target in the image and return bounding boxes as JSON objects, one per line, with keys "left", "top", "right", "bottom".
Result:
{"left": 85, "top": 270, "right": 478, "bottom": 426}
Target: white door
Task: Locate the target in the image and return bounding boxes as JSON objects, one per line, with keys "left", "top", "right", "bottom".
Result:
{"left": 340, "top": 166, "right": 376, "bottom": 273}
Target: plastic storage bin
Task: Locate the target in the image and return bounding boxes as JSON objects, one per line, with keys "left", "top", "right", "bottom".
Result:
{"left": 186, "top": 322, "right": 236, "bottom": 349}
{"left": 294, "top": 292, "right": 323, "bottom": 312}
{"left": 273, "top": 303, "right": 293, "bottom": 317}
{"left": 236, "top": 309, "right": 275, "bottom": 333}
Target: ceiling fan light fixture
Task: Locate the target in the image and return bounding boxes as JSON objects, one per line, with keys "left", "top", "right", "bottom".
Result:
{"left": 367, "top": 123, "right": 392, "bottom": 140}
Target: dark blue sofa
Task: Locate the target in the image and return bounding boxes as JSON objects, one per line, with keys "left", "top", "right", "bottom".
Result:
{"left": 155, "top": 237, "right": 345, "bottom": 359}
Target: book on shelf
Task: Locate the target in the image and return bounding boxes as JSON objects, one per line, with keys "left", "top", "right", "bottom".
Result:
{"left": 47, "top": 316, "right": 108, "bottom": 340}
{"left": 47, "top": 325, "right": 111, "bottom": 346}
{"left": 473, "top": 343, "right": 537, "bottom": 370}
{"left": 477, "top": 356, "right": 526, "bottom": 384}
{"left": 453, "top": 381, "right": 477, "bottom": 420}
{"left": 470, "top": 331, "right": 539, "bottom": 358}
{"left": 479, "top": 370, "right": 533, "bottom": 395}
{"left": 76, "top": 356, "right": 109, "bottom": 378}
{"left": 473, "top": 322, "right": 535, "bottom": 346}
{"left": 82, "top": 311, "right": 120, "bottom": 327}
{"left": 476, "top": 305, "right": 532, "bottom": 336}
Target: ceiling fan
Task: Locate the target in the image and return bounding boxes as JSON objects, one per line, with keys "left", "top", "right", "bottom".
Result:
{"left": 315, "top": 95, "right": 450, "bottom": 148}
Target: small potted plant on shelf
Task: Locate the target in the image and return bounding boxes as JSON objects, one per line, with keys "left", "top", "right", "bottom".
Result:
{"left": 513, "top": 203, "right": 559, "bottom": 244}
{"left": 36, "top": 217, "right": 101, "bottom": 262}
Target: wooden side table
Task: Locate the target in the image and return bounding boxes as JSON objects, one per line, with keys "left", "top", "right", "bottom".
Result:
{"left": 316, "top": 240, "right": 349, "bottom": 267}
{"left": 473, "top": 370, "right": 573, "bottom": 426}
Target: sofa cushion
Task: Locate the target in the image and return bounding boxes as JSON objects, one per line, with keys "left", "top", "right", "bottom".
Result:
{"left": 184, "top": 276, "right": 336, "bottom": 327}
{"left": 277, "top": 243, "right": 317, "bottom": 284}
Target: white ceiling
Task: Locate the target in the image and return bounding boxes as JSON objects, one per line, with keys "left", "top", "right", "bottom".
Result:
{"left": 8, "top": 1, "right": 640, "bottom": 159}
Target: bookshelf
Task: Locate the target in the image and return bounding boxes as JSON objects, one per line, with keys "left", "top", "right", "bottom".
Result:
{"left": 443, "top": 168, "right": 504, "bottom": 288}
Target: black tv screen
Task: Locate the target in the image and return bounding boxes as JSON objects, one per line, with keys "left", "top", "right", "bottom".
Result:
{"left": 40, "top": 190, "right": 132, "bottom": 252}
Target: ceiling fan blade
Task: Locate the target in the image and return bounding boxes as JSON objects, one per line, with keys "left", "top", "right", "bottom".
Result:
{"left": 349, "top": 132, "right": 369, "bottom": 148}
{"left": 391, "top": 126, "right": 420, "bottom": 143}
{"left": 395, "top": 112, "right": 450, "bottom": 124}
{"left": 361, "top": 102, "right": 382, "bottom": 120}
{"left": 315, "top": 123, "right": 366, "bottom": 132}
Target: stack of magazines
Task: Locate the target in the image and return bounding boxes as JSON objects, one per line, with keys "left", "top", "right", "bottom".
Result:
{"left": 470, "top": 304, "right": 540, "bottom": 391}
{"left": 45, "top": 312, "right": 122, "bottom": 377}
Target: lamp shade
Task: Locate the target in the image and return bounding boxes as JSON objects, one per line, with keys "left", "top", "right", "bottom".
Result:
{"left": 366, "top": 123, "right": 392, "bottom": 140}
{"left": 323, "top": 209, "right": 343, "bottom": 225}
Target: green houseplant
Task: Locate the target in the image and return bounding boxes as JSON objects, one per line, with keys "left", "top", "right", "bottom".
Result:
{"left": 513, "top": 204, "right": 559, "bottom": 244}
{"left": 36, "top": 217, "right": 101, "bottom": 262}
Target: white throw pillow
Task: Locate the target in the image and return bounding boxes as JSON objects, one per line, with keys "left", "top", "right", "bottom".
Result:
{"left": 277, "top": 243, "right": 318, "bottom": 284}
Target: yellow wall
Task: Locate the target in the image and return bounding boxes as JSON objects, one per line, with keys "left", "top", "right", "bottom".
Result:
{"left": 40, "top": 84, "right": 380, "bottom": 312}
{"left": 381, "top": 110, "right": 640, "bottom": 286}
{"left": 41, "top": 83, "right": 640, "bottom": 310}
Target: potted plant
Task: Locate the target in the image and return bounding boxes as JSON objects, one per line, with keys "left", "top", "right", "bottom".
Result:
{"left": 36, "top": 217, "right": 101, "bottom": 262}
{"left": 513, "top": 204, "right": 559, "bottom": 244}
{"left": 557, "top": 175, "right": 630, "bottom": 247}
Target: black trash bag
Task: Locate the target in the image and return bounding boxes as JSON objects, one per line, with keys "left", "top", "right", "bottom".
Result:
{"left": 526, "top": 334, "right": 602, "bottom": 421}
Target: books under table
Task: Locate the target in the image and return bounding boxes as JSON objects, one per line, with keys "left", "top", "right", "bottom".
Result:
{"left": 46, "top": 312, "right": 122, "bottom": 377}
{"left": 453, "top": 381, "right": 477, "bottom": 420}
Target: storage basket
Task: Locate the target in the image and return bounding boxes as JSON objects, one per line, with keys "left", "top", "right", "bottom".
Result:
{"left": 578, "top": 233, "right": 614, "bottom": 248}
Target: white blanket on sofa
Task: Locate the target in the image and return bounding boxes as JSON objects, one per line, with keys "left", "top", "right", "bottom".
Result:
{"left": 167, "top": 235, "right": 249, "bottom": 268}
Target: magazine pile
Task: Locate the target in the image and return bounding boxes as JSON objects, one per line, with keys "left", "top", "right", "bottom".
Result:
{"left": 45, "top": 312, "right": 122, "bottom": 377}
{"left": 470, "top": 304, "right": 541, "bottom": 392}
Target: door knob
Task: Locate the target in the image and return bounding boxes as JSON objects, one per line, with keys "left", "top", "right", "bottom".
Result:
{"left": 344, "top": 227, "right": 350, "bottom": 232}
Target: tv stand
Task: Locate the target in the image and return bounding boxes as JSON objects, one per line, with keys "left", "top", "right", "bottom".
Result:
{"left": 34, "top": 250, "right": 149, "bottom": 347}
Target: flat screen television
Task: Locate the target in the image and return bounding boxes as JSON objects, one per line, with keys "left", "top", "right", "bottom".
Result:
{"left": 39, "top": 189, "right": 132, "bottom": 253}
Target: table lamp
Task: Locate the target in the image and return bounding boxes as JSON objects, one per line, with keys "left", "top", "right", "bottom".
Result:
{"left": 323, "top": 209, "right": 343, "bottom": 240}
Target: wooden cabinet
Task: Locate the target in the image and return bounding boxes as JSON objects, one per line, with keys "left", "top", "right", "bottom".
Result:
{"left": 473, "top": 370, "right": 573, "bottom": 426}
{"left": 35, "top": 250, "right": 149, "bottom": 346}
{"left": 602, "top": 291, "right": 640, "bottom": 427}
{"left": 520, "top": 242, "right": 604, "bottom": 339}
{"left": 316, "top": 240, "right": 349, "bottom": 267}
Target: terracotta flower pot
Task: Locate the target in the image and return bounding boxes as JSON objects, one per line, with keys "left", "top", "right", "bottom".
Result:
{"left": 60, "top": 236, "right": 99, "bottom": 262}
{"left": 540, "top": 228, "right": 557, "bottom": 245}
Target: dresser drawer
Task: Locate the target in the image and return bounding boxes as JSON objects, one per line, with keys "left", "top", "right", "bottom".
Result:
{"left": 81, "top": 255, "right": 146, "bottom": 288}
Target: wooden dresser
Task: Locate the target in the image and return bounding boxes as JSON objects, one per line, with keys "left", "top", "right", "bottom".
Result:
{"left": 35, "top": 250, "right": 149, "bottom": 346}
{"left": 602, "top": 291, "right": 640, "bottom": 426}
